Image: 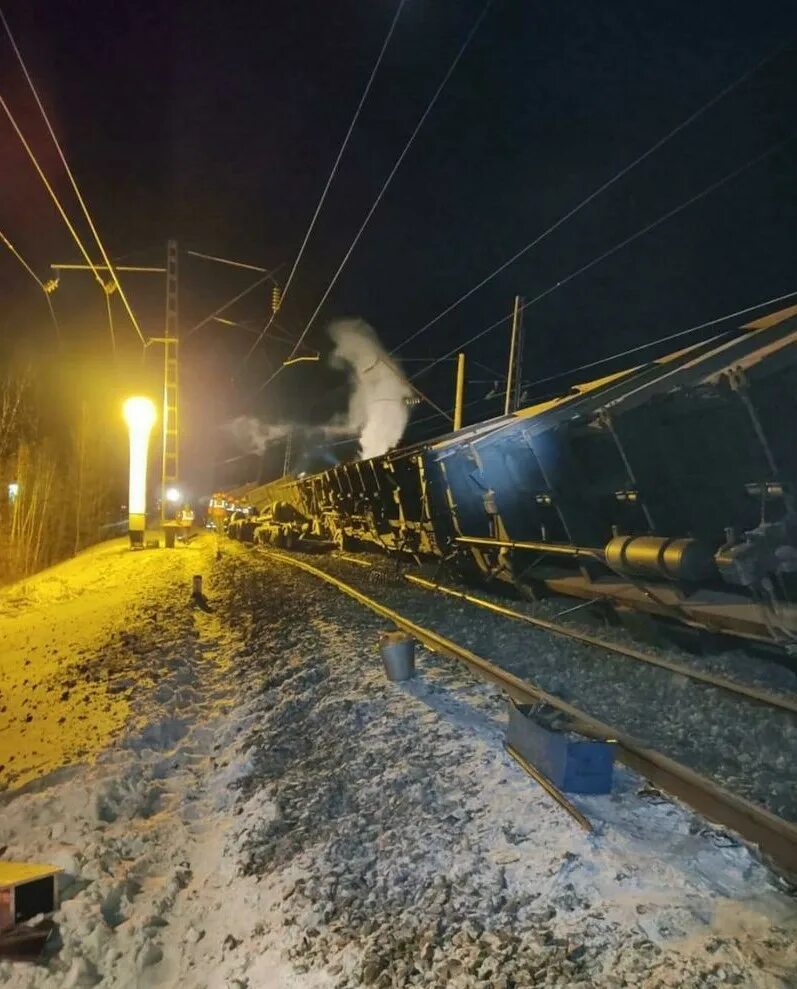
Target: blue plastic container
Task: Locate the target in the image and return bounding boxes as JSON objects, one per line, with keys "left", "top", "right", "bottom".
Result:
{"left": 506, "top": 700, "right": 615, "bottom": 794}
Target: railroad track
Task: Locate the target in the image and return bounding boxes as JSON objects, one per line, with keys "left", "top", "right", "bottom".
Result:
{"left": 257, "top": 545, "right": 797, "bottom": 878}
{"left": 326, "top": 549, "right": 797, "bottom": 717}
{"left": 403, "top": 574, "right": 797, "bottom": 716}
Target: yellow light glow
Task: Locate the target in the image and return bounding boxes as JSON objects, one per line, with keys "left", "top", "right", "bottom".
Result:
{"left": 165, "top": 487, "right": 181, "bottom": 503}
{"left": 283, "top": 355, "right": 320, "bottom": 366}
{"left": 123, "top": 397, "right": 157, "bottom": 520}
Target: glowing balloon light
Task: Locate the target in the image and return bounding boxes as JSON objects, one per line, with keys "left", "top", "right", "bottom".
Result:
{"left": 123, "top": 397, "right": 157, "bottom": 545}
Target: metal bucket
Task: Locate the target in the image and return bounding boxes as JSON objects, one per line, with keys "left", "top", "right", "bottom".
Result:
{"left": 379, "top": 632, "right": 415, "bottom": 682}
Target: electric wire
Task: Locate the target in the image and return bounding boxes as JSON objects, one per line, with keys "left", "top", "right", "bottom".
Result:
{"left": 407, "top": 286, "right": 797, "bottom": 431}
{"left": 0, "top": 96, "right": 104, "bottom": 290}
{"left": 111, "top": 243, "right": 164, "bottom": 263}
{"left": 260, "top": 0, "right": 495, "bottom": 387}
{"left": 511, "top": 286, "right": 797, "bottom": 395}
{"left": 186, "top": 250, "right": 282, "bottom": 276}
{"left": 244, "top": 0, "right": 409, "bottom": 364}
{"left": 1, "top": 7, "right": 146, "bottom": 347}
{"left": 0, "top": 230, "right": 51, "bottom": 287}
{"left": 0, "top": 227, "right": 61, "bottom": 343}
{"left": 397, "top": 356, "right": 505, "bottom": 378}
{"left": 184, "top": 267, "right": 282, "bottom": 339}
{"left": 274, "top": 320, "right": 319, "bottom": 354}
{"left": 0, "top": 95, "right": 118, "bottom": 351}
{"left": 391, "top": 36, "right": 794, "bottom": 356}
{"left": 51, "top": 263, "right": 166, "bottom": 273}
{"left": 412, "top": 134, "right": 796, "bottom": 381}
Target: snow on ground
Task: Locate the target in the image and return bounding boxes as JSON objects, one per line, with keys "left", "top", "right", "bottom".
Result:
{"left": 0, "top": 537, "right": 214, "bottom": 790}
{"left": 1, "top": 536, "right": 796, "bottom": 987}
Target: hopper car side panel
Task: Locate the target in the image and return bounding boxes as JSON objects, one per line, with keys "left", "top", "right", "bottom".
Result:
{"left": 225, "top": 314, "right": 797, "bottom": 650}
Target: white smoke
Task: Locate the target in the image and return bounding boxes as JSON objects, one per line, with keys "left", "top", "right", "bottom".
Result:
{"left": 226, "top": 417, "right": 291, "bottom": 454}
{"left": 225, "top": 416, "right": 350, "bottom": 455}
{"left": 227, "top": 319, "right": 412, "bottom": 464}
{"left": 329, "top": 318, "right": 413, "bottom": 460}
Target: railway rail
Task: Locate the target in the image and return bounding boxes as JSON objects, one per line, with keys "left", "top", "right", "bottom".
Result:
{"left": 313, "top": 549, "right": 797, "bottom": 710}
{"left": 257, "top": 545, "right": 797, "bottom": 878}
{"left": 404, "top": 574, "right": 797, "bottom": 716}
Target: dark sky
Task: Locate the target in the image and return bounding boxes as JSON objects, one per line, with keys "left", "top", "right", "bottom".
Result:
{"left": 2, "top": 0, "right": 797, "bottom": 490}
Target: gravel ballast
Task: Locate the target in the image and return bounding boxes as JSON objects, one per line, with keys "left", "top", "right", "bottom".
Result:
{"left": 294, "top": 550, "right": 797, "bottom": 824}
{"left": 210, "top": 545, "right": 797, "bottom": 988}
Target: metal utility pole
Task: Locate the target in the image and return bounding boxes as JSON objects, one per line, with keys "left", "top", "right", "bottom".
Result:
{"left": 453, "top": 352, "right": 466, "bottom": 431}
{"left": 148, "top": 241, "right": 180, "bottom": 524}
{"left": 504, "top": 295, "right": 524, "bottom": 416}
{"left": 283, "top": 429, "right": 293, "bottom": 477}
{"left": 161, "top": 239, "right": 179, "bottom": 520}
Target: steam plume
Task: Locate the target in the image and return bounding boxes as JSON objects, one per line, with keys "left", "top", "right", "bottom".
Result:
{"left": 227, "top": 319, "right": 412, "bottom": 465}
{"left": 225, "top": 416, "right": 349, "bottom": 455}
{"left": 329, "top": 318, "right": 413, "bottom": 460}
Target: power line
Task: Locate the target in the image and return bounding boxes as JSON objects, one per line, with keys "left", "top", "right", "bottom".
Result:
{"left": 52, "top": 262, "right": 166, "bottom": 273}
{"left": 413, "top": 329, "right": 731, "bottom": 434}
{"left": 0, "top": 229, "right": 44, "bottom": 287}
{"left": 391, "top": 36, "right": 793, "bottom": 356}
{"left": 274, "top": 320, "right": 317, "bottom": 351}
{"left": 0, "top": 94, "right": 117, "bottom": 352}
{"left": 211, "top": 315, "right": 317, "bottom": 352}
{"left": 408, "top": 287, "right": 797, "bottom": 428}
{"left": 0, "top": 228, "right": 61, "bottom": 343}
{"left": 0, "top": 97, "right": 104, "bottom": 290}
{"left": 1, "top": 6, "right": 146, "bottom": 348}
{"left": 243, "top": 0, "right": 409, "bottom": 364}
{"left": 184, "top": 267, "right": 282, "bottom": 339}
{"left": 267, "top": 0, "right": 495, "bottom": 383}
{"left": 413, "top": 134, "right": 795, "bottom": 380}
{"left": 395, "top": 356, "right": 504, "bottom": 378}
{"left": 186, "top": 250, "right": 282, "bottom": 276}
{"left": 516, "top": 287, "right": 797, "bottom": 394}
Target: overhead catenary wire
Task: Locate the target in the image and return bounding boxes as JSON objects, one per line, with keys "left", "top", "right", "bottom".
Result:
{"left": 186, "top": 249, "right": 282, "bottom": 276}
{"left": 212, "top": 316, "right": 300, "bottom": 347}
{"left": 0, "top": 98, "right": 104, "bottom": 292}
{"left": 0, "top": 96, "right": 118, "bottom": 351}
{"left": 254, "top": 318, "right": 453, "bottom": 421}
{"left": 413, "top": 134, "right": 796, "bottom": 381}
{"left": 184, "top": 266, "right": 283, "bottom": 339}
{"left": 396, "top": 356, "right": 505, "bottom": 379}
{"left": 406, "top": 286, "right": 797, "bottom": 430}
{"left": 0, "top": 228, "right": 61, "bottom": 343}
{"left": 409, "top": 337, "right": 734, "bottom": 435}
{"left": 261, "top": 0, "right": 495, "bottom": 389}
{"left": 244, "top": 0, "right": 409, "bottom": 364}
{"left": 390, "top": 36, "right": 794, "bottom": 357}
{"left": 1, "top": 7, "right": 146, "bottom": 348}
{"left": 514, "top": 286, "right": 797, "bottom": 395}
{"left": 51, "top": 263, "right": 166, "bottom": 273}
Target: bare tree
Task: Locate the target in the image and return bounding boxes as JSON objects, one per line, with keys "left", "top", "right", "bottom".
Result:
{"left": 0, "top": 365, "right": 121, "bottom": 583}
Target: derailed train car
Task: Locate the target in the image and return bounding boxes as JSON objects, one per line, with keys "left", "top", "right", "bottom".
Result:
{"left": 232, "top": 306, "right": 797, "bottom": 652}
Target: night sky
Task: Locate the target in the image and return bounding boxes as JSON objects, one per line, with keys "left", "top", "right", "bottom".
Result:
{"left": 2, "top": 0, "right": 797, "bottom": 492}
